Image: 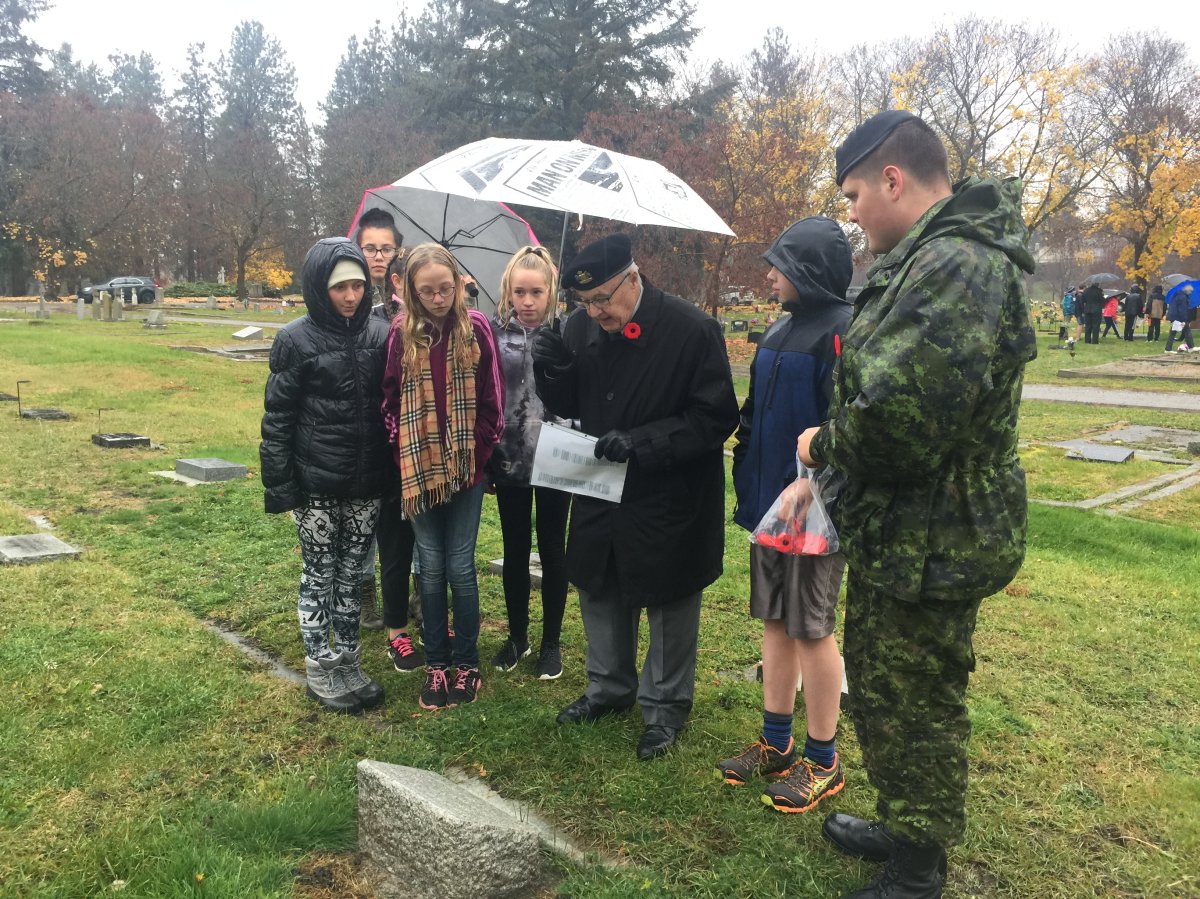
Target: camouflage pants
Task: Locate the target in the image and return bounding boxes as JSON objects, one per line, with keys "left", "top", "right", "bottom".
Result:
{"left": 843, "top": 570, "right": 981, "bottom": 848}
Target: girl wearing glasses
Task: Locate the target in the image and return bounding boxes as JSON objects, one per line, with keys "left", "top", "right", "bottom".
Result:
{"left": 381, "top": 243, "right": 504, "bottom": 709}
{"left": 488, "top": 247, "right": 571, "bottom": 680}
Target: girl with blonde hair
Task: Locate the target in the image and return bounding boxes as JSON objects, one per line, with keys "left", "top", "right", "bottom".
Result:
{"left": 488, "top": 246, "right": 572, "bottom": 680}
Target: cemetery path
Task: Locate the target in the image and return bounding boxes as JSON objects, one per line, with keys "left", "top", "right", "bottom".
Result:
{"left": 1022, "top": 383, "right": 1200, "bottom": 412}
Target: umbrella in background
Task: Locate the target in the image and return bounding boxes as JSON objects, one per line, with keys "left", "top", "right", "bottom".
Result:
{"left": 348, "top": 186, "right": 539, "bottom": 317}
{"left": 1165, "top": 279, "right": 1200, "bottom": 308}
{"left": 393, "top": 137, "right": 735, "bottom": 260}
{"left": 1085, "top": 272, "right": 1122, "bottom": 286}
{"left": 1162, "top": 273, "right": 1195, "bottom": 288}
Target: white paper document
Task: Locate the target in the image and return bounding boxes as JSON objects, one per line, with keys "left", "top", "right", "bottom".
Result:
{"left": 531, "top": 422, "right": 627, "bottom": 503}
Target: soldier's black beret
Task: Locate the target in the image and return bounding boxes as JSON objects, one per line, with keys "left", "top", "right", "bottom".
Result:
{"left": 561, "top": 233, "right": 633, "bottom": 291}
{"left": 835, "top": 110, "right": 920, "bottom": 186}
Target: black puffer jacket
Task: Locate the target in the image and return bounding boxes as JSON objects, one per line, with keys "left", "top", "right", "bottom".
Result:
{"left": 260, "top": 237, "right": 393, "bottom": 513}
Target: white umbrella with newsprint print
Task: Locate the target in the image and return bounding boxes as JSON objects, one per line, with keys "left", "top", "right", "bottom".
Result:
{"left": 393, "top": 137, "right": 735, "bottom": 253}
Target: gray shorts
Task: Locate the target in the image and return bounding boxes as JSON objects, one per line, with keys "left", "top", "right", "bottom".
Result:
{"left": 749, "top": 544, "right": 846, "bottom": 640}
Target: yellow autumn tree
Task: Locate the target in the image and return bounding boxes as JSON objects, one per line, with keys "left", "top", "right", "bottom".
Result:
{"left": 242, "top": 247, "right": 293, "bottom": 292}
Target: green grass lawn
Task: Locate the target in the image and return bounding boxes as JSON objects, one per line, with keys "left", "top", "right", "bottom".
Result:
{"left": 1, "top": 318, "right": 1198, "bottom": 898}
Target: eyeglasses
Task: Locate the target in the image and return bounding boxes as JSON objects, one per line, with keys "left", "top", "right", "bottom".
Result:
{"left": 572, "top": 271, "right": 629, "bottom": 310}
{"left": 416, "top": 286, "right": 456, "bottom": 302}
{"left": 362, "top": 245, "right": 398, "bottom": 259}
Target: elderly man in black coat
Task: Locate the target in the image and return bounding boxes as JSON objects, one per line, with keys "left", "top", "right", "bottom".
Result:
{"left": 532, "top": 233, "right": 739, "bottom": 760}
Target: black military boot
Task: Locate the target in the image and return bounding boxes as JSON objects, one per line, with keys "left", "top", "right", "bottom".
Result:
{"left": 823, "top": 813, "right": 893, "bottom": 862}
{"left": 843, "top": 839, "right": 947, "bottom": 899}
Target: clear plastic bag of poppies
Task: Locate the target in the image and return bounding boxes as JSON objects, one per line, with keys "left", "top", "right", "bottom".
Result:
{"left": 749, "top": 457, "right": 840, "bottom": 557}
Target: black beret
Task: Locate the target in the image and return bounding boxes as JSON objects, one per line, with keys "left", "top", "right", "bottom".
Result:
{"left": 561, "top": 233, "right": 633, "bottom": 291}
{"left": 835, "top": 110, "right": 920, "bottom": 186}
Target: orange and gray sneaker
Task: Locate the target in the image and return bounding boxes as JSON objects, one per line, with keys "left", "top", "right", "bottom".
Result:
{"left": 761, "top": 753, "right": 844, "bottom": 813}
{"left": 715, "top": 736, "right": 797, "bottom": 785}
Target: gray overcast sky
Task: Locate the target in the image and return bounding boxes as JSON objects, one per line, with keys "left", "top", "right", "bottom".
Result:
{"left": 28, "top": 0, "right": 1199, "bottom": 119}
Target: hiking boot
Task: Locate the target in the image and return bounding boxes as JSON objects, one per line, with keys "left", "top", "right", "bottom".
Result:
{"left": 492, "top": 638, "right": 530, "bottom": 672}
{"left": 336, "top": 647, "right": 385, "bottom": 710}
{"left": 387, "top": 631, "right": 426, "bottom": 673}
{"left": 535, "top": 641, "right": 563, "bottom": 680}
{"left": 448, "top": 666, "right": 482, "bottom": 706}
{"left": 359, "top": 580, "right": 383, "bottom": 630}
{"left": 305, "top": 654, "right": 364, "bottom": 714}
{"left": 843, "top": 839, "right": 947, "bottom": 899}
{"left": 761, "top": 753, "right": 844, "bottom": 813}
{"left": 715, "top": 736, "right": 797, "bottom": 785}
{"left": 418, "top": 666, "right": 450, "bottom": 710}
{"left": 823, "top": 813, "right": 894, "bottom": 862}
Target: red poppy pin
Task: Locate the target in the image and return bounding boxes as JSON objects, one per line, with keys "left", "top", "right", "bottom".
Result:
{"left": 623, "top": 322, "right": 641, "bottom": 340}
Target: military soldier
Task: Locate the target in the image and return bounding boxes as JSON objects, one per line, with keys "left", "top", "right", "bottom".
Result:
{"left": 798, "top": 111, "right": 1036, "bottom": 898}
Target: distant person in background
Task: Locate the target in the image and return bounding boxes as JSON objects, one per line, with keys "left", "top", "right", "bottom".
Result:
{"left": 1165, "top": 285, "right": 1194, "bottom": 352}
{"left": 1061, "top": 288, "right": 1080, "bottom": 338}
{"left": 1147, "top": 285, "right": 1166, "bottom": 342}
{"left": 1080, "top": 282, "right": 1105, "bottom": 344}
{"left": 1101, "top": 293, "right": 1121, "bottom": 339}
{"left": 1123, "top": 284, "right": 1143, "bottom": 341}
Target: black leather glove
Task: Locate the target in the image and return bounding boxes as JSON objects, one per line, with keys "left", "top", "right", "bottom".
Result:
{"left": 594, "top": 430, "right": 634, "bottom": 463}
{"left": 531, "top": 319, "right": 573, "bottom": 376}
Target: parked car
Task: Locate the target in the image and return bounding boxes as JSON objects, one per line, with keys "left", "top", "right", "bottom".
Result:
{"left": 78, "top": 276, "right": 157, "bottom": 304}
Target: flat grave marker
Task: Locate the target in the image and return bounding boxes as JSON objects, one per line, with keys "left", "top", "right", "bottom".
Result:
{"left": 175, "top": 458, "right": 248, "bottom": 482}
{"left": 0, "top": 533, "right": 80, "bottom": 565}
{"left": 92, "top": 433, "right": 152, "bottom": 449}
{"left": 233, "top": 326, "right": 264, "bottom": 340}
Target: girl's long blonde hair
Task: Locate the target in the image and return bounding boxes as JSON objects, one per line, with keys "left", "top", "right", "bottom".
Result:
{"left": 496, "top": 245, "right": 558, "bottom": 324}
{"left": 401, "top": 244, "right": 475, "bottom": 376}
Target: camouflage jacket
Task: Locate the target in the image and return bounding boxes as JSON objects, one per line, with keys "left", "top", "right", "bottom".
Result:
{"left": 810, "top": 177, "right": 1037, "bottom": 602}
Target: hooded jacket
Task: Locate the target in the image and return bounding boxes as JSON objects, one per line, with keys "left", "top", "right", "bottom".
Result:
{"left": 1167, "top": 289, "right": 1193, "bottom": 323}
{"left": 732, "top": 216, "right": 852, "bottom": 530}
{"left": 811, "top": 177, "right": 1037, "bottom": 602}
{"left": 259, "top": 238, "right": 393, "bottom": 514}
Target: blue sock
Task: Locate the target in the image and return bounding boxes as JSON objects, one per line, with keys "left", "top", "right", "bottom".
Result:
{"left": 762, "top": 710, "right": 793, "bottom": 754}
{"left": 804, "top": 734, "right": 837, "bottom": 769}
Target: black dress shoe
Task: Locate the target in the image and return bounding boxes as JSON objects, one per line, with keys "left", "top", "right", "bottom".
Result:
{"left": 636, "top": 724, "right": 678, "bottom": 760}
{"left": 555, "top": 695, "right": 632, "bottom": 724}
{"left": 823, "top": 813, "right": 894, "bottom": 862}
{"left": 843, "top": 839, "right": 946, "bottom": 899}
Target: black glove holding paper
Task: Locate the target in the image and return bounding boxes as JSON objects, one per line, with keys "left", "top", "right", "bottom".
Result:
{"left": 594, "top": 430, "right": 634, "bottom": 463}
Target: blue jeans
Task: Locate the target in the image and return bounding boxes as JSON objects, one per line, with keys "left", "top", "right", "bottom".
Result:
{"left": 410, "top": 483, "right": 485, "bottom": 668}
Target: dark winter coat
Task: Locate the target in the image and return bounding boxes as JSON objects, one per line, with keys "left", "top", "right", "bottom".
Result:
{"left": 259, "top": 237, "right": 393, "bottom": 514}
{"left": 732, "top": 216, "right": 852, "bottom": 530}
{"left": 535, "top": 280, "right": 739, "bottom": 606}
{"left": 810, "top": 177, "right": 1037, "bottom": 603}
{"left": 1079, "top": 283, "right": 1105, "bottom": 316}
{"left": 1167, "top": 290, "right": 1192, "bottom": 323}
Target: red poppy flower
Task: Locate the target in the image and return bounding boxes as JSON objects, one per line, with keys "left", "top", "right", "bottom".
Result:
{"left": 623, "top": 322, "right": 641, "bottom": 340}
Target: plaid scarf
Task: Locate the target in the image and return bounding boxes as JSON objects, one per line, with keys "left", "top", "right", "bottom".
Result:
{"left": 395, "top": 321, "right": 480, "bottom": 519}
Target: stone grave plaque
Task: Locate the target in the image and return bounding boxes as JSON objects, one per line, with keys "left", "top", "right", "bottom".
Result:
{"left": 35, "top": 296, "right": 50, "bottom": 319}
{"left": 93, "top": 433, "right": 152, "bottom": 449}
{"left": 77, "top": 296, "right": 86, "bottom": 319}
{"left": 1066, "top": 443, "right": 1134, "bottom": 463}
{"left": 144, "top": 309, "right": 166, "bottom": 329}
{"left": 0, "top": 533, "right": 80, "bottom": 565}
{"left": 488, "top": 553, "right": 543, "bottom": 589}
{"left": 731, "top": 319, "right": 748, "bottom": 332}
{"left": 207, "top": 295, "right": 218, "bottom": 309}
{"left": 21, "top": 408, "right": 71, "bottom": 420}
{"left": 175, "top": 458, "right": 248, "bottom": 481}
{"left": 0, "top": 393, "right": 16, "bottom": 402}
{"left": 233, "top": 326, "right": 264, "bottom": 340}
